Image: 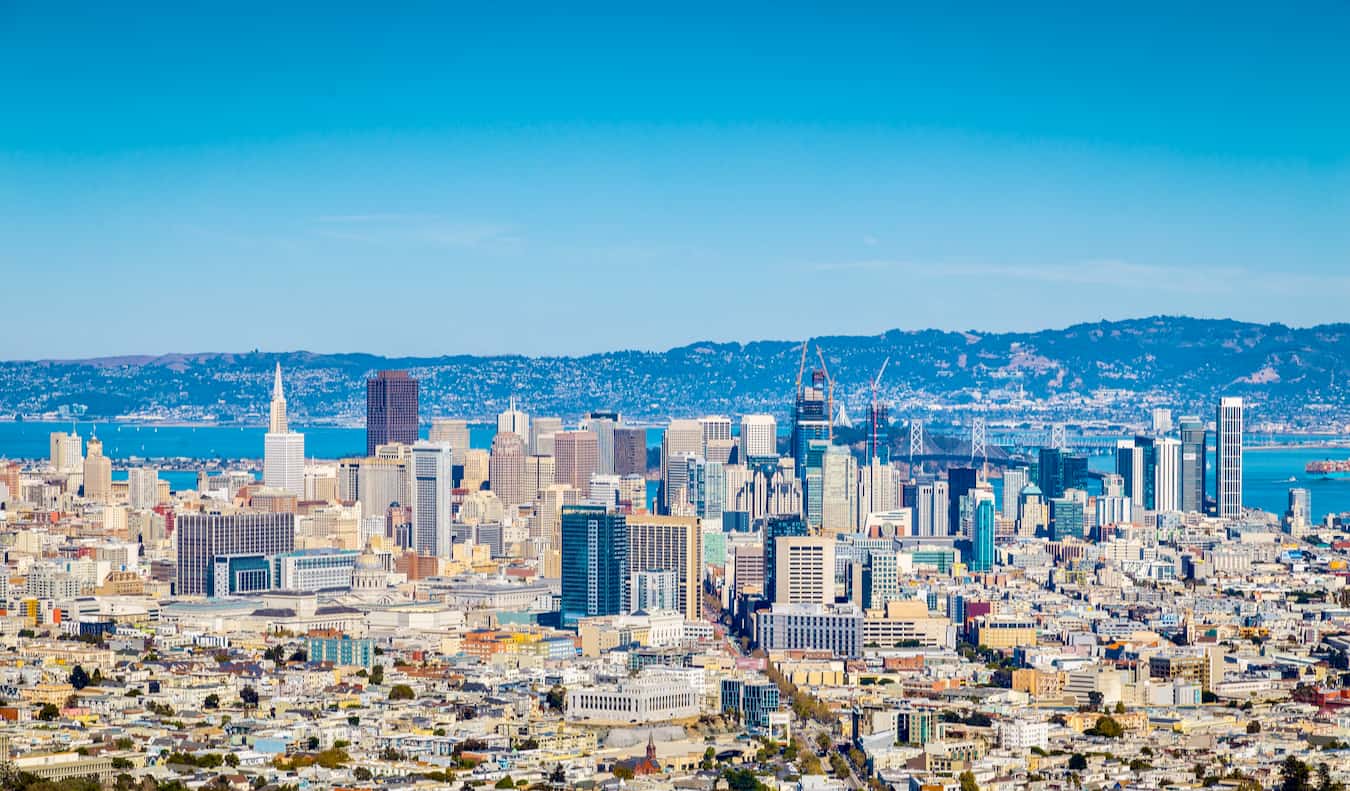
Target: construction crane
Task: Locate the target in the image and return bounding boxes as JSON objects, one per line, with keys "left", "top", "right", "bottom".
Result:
{"left": 814, "top": 345, "right": 836, "bottom": 441}
{"left": 869, "top": 357, "right": 890, "bottom": 465}
{"left": 794, "top": 340, "right": 809, "bottom": 397}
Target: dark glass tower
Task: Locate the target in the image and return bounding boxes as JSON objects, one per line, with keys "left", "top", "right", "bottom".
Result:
{"left": 971, "top": 499, "right": 995, "bottom": 572}
{"left": 762, "top": 514, "right": 808, "bottom": 602}
{"left": 1178, "top": 416, "right": 1206, "bottom": 514}
{"left": 366, "top": 370, "right": 419, "bottom": 455}
{"left": 560, "top": 505, "right": 628, "bottom": 626}
{"left": 947, "top": 467, "right": 978, "bottom": 536}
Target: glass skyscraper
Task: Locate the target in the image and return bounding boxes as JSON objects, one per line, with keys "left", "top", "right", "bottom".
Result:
{"left": 560, "top": 505, "right": 628, "bottom": 626}
{"left": 971, "top": 499, "right": 995, "bottom": 572}
{"left": 366, "top": 370, "right": 419, "bottom": 455}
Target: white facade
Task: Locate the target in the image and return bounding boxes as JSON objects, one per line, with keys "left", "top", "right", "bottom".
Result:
{"left": 1154, "top": 437, "right": 1181, "bottom": 513}
{"left": 411, "top": 442, "right": 453, "bottom": 557}
{"left": 565, "top": 668, "right": 701, "bottom": 724}
{"left": 739, "top": 414, "right": 777, "bottom": 458}
{"left": 127, "top": 467, "right": 159, "bottom": 510}
{"left": 497, "top": 398, "right": 531, "bottom": 446}
{"left": 264, "top": 432, "right": 305, "bottom": 498}
{"left": 1217, "top": 396, "right": 1243, "bottom": 518}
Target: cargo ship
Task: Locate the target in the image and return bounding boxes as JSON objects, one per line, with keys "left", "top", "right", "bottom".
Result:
{"left": 1306, "top": 459, "right": 1350, "bottom": 477}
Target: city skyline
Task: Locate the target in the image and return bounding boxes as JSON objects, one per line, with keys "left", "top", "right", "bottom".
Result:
{"left": 3, "top": 5, "right": 1348, "bottom": 358}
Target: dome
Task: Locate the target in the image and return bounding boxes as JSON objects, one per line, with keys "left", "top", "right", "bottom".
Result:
{"left": 354, "top": 552, "right": 383, "bottom": 572}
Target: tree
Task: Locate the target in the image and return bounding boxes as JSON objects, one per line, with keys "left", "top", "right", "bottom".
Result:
{"left": 1087, "top": 715, "right": 1124, "bottom": 738}
{"left": 38, "top": 703, "right": 59, "bottom": 720}
{"left": 204, "top": 693, "right": 220, "bottom": 709}
{"left": 495, "top": 777, "right": 516, "bottom": 789}
{"left": 959, "top": 770, "right": 979, "bottom": 791}
{"left": 612, "top": 765, "right": 635, "bottom": 781}
{"left": 1086, "top": 691, "right": 1103, "bottom": 710}
{"left": 816, "top": 732, "right": 832, "bottom": 753}
{"left": 224, "top": 753, "right": 239, "bottom": 768}
{"left": 701, "top": 746, "right": 716, "bottom": 770}
{"left": 369, "top": 664, "right": 384, "bottom": 685}
{"left": 1246, "top": 720, "right": 1261, "bottom": 734}
{"left": 1113, "top": 701, "right": 1125, "bottom": 714}
{"left": 239, "top": 686, "right": 259, "bottom": 707}
{"left": 1317, "top": 763, "right": 1344, "bottom": 791}
{"left": 289, "top": 648, "right": 307, "bottom": 663}
{"left": 545, "top": 685, "right": 565, "bottom": 711}
{"left": 1281, "top": 756, "right": 1312, "bottom": 791}
{"left": 388, "top": 684, "right": 415, "bottom": 700}
{"left": 307, "top": 736, "right": 320, "bottom": 750}
{"left": 1069, "top": 754, "right": 1088, "bottom": 772}
{"left": 354, "top": 767, "right": 373, "bottom": 781}
{"left": 91, "top": 668, "right": 104, "bottom": 686}
{"left": 69, "top": 665, "right": 91, "bottom": 690}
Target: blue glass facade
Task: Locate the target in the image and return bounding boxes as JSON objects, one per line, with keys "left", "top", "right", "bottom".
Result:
{"left": 560, "top": 505, "right": 628, "bottom": 627}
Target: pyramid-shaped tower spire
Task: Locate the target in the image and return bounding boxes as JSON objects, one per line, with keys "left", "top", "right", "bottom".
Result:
{"left": 269, "top": 362, "right": 289, "bottom": 434}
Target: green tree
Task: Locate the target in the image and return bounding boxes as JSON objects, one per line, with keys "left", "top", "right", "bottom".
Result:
{"left": 495, "top": 777, "right": 516, "bottom": 789}
{"left": 1281, "top": 756, "right": 1311, "bottom": 791}
{"left": 959, "top": 770, "right": 979, "bottom": 791}
{"left": 545, "top": 685, "right": 565, "bottom": 711}
{"left": 612, "top": 765, "right": 635, "bottom": 780}
{"left": 1113, "top": 701, "right": 1125, "bottom": 714}
{"left": 1069, "top": 754, "right": 1088, "bottom": 772}
{"left": 1317, "top": 763, "right": 1344, "bottom": 791}
{"left": 1246, "top": 720, "right": 1260, "bottom": 734}
{"left": 69, "top": 665, "right": 91, "bottom": 690}
{"left": 224, "top": 753, "right": 239, "bottom": 767}
{"left": 388, "top": 684, "right": 415, "bottom": 700}
{"left": 353, "top": 767, "right": 373, "bottom": 781}
{"left": 369, "top": 664, "right": 384, "bottom": 685}
{"left": 204, "top": 693, "right": 220, "bottom": 709}
{"left": 239, "top": 686, "right": 259, "bottom": 707}
{"left": 1087, "top": 716, "right": 1124, "bottom": 738}
{"left": 38, "top": 702, "right": 59, "bottom": 720}
{"left": 816, "top": 732, "right": 832, "bottom": 753}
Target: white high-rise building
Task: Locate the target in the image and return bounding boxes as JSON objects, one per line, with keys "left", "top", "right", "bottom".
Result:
{"left": 821, "top": 445, "right": 857, "bottom": 535}
{"left": 1217, "top": 397, "right": 1243, "bottom": 519}
{"left": 498, "top": 398, "right": 530, "bottom": 446}
{"left": 699, "top": 416, "right": 733, "bottom": 452}
{"left": 1154, "top": 437, "right": 1181, "bottom": 513}
{"left": 1002, "top": 468, "right": 1028, "bottom": 520}
{"left": 660, "top": 420, "right": 704, "bottom": 513}
{"left": 740, "top": 414, "right": 777, "bottom": 458}
{"left": 127, "top": 467, "right": 159, "bottom": 510}
{"left": 49, "top": 430, "right": 83, "bottom": 474}
{"left": 774, "top": 536, "right": 835, "bottom": 606}
{"left": 264, "top": 364, "right": 305, "bottom": 498}
{"left": 412, "top": 442, "right": 454, "bottom": 556}
{"left": 264, "top": 433, "right": 305, "bottom": 498}
{"left": 583, "top": 413, "right": 618, "bottom": 474}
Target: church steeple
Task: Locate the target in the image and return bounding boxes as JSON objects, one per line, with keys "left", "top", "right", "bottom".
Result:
{"left": 269, "top": 362, "right": 288, "bottom": 434}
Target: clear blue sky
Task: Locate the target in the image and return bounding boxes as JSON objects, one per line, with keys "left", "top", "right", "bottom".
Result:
{"left": 2, "top": 2, "right": 1347, "bottom": 359}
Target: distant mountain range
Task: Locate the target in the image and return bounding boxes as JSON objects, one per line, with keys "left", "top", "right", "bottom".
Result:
{"left": 3, "top": 317, "right": 1349, "bottom": 426}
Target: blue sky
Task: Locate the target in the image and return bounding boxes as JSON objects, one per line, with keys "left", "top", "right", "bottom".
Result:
{"left": 2, "top": 2, "right": 1347, "bottom": 359}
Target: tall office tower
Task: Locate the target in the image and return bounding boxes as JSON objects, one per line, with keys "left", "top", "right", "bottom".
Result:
{"left": 1154, "top": 437, "right": 1181, "bottom": 513}
{"left": 524, "top": 455, "right": 556, "bottom": 504}
{"left": 268, "top": 363, "right": 289, "bottom": 433}
{"left": 1100, "top": 473, "right": 1124, "bottom": 498}
{"left": 1178, "top": 416, "right": 1207, "bottom": 513}
{"left": 497, "top": 397, "right": 530, "bottom": 446}
{"left": 585, "top": 411, "right": 619, "bottom": 473}
{"left": 859, "top": 459, "right": 897, "bottom": 518}
{"left": 627, "top": 514, "right": 702, "bottom": 619}
{"left": 49, "top": 430, "right": 82, "bottom": 474}
{"left": 700, "top": 416, "right": 733, "bottom": 451}
{"left": 740, "top": 414, "right": 778, "bottom": 458}
{"left": 1286, "top": 488, "right": 1311, "bottom": 533}
{"left": 912, "top": 483, "right": 934, "bottom": 536}
{"left": 0, "top": 461, "right": 18, "bottom": 506}
{"left": 774, "top": 536, "right": 835, "bottom": 606}
{"left": 429, "top": 418, "right": 471, "bottom": 465}
{"left": 762, "top": 515, "right": 808, "bottom": 601}
{"left": 1002, "top": 468, "right": 1028, "bottom": 520}
{"left": 1151, "top": 408, "right": 1173, "bottom": 434}
{"left": 461, "top": 449, "right": 490, "bottom": 492}
{"left": 1216, "top": 397, "right": 1244, "bottom": 519}
{"left": 355, "top": 455, "right": 409, "bottom": 517}
{"left": 1048, "top": 497, "right": 1086, "bottom": 540}
{"left": 1062, "top": 454, "right": 1089, "bottom": 491}
{"left": 613, "top": 427, "right": 647, "bottom": 477}
{"left": 618, "top": 475, "right": 647, "bottom": 512}
{"left": 803, "top": 439, "right": 828, "bottom": 529}
{"left": 1037, "top": 448, "right": 1065, "bottom": 499}
{"left": 530, "top": 416, "right": 563, "bottom": 456}
{"left": 83, "top": 433, "right": 112, "bottom": 504}
{"left": 489, "top": 432, "right": 528, "bottom": 508}
{"left": 1135, "top": 436, "right": 1158, "bottom": 510}
{"left": 932, "top": 480, "right": 950, "bottom": 536}
{"left": 127, "top": 467, "right": 159, "bottom": 509}
{"left": 175, "top": 510, "right": 295, "bottom": 596}
{"left": 971, "top": 497, "right": 996, "bottom": 572}
{"left": 660, "top": 419, "right": 703, "bottom": 513}
{"left": 264, "top": 432, "right": 305, "bottom": 498}
{"left": 792, "top": 373, "right": 830, "bottom": 479}
{"left": 554, "top": 430, "right": 600, "bottom": 490}
{"left": 821, "top": 445, "right": 857, "bottom": 535}
{"left": 366, "top": 370, "right": 419, "bottom": 455}
{"left": 1115, "top": 439, "right": 1144, "bottom": 514}
{"left": 560, "top": 505, "right": 628, "bottom": 626}
{"left": 411, "top": 442, "right": 453, "bottom": 556}
{"left": 947, "top": 467, "right": 978, "bottom": 537}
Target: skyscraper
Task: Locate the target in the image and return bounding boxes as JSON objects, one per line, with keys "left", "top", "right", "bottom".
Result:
{"left": 366, "top": 370, "right": 419, "bottom": 455}
{"left": 49, "top": 429, "right": 82, "bottom": 474}
{"left": 947, "top": 467, "right": 978, "bottom": 537}
{"left": 497, "top": 398, "right": 530, "bottom": 446}
{"left": 774, "top": 536, "right": 835, "bottom": 606}
{"left": 1154, "top": 437, "right": 1181, "bottom": 513}
{"left": 1037, "top": 448, "right": 1065, "bottom": 499}
{"left": 762, "top": 515, "right": 808, "bottom": 601}
{"left": 585, "top": 411, "right": 619, "bottom": 473}
{"left": 560, "top": 505, "right": 628, "bottom": 626}
{"left": 792, "top": 374, "right": 830, "bottom": 479}
{"left": 626, "top": 514, "right": 701, "bottom": 619}
{"left": 1001, "top": 468, "right": 1028, "bottom": 521}
{"left": 429, "top": 418, "right": 470, "bottom": 465}
{"left": 411, "top": 442, "right": 453, "bottom": 556}
{"left": 820, "top": 445, "right": 857, "bottom": 535}
{"left": 488, "top": 432, "right": 528, "bottom": 508}
{"left": 613, "top": 427, "right": 647, "bottom": 477}
{"left": 529, "top": 416, "right": 563, "bottom": 456}
{"left": 264, "top": 365, "right": 305, "bottom": 498}
{"left": 554, "top": 430, "right": 600, "bottom": 490}
{"left": 660, "top": 420, "right": 703, "bottom": 513}
{"left": 1178, "top": 416, "right": 1206, "bottom": 514}
{"left": 971, "top": 497, "right": 995, "bottom": 572}
{"left": 740, "top": 414, "right": 778, "bottom": 458}
{"left": 175, "top": 510, "right": 295, "bottom": 596}
{"left": 127, "top": 467, "right": 159, "bottom": 510}
{"left": 83, "top": 433, "right": 112, "bottom": 504}
{"left": 1217, "top": 396, "right": 1244, "bottom": 518}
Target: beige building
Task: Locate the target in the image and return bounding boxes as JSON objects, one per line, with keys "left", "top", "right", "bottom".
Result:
{"left": 83, "top": 435, "right": 112, "bottom": 503}
{"left": 774, "top": 536, "right": 834, "bottom": 606}
{"left": 554, "top": 430, "right": 599, "bottom": 490}
{"left": 627, "top": 514, "right": 702, "bottom": 619}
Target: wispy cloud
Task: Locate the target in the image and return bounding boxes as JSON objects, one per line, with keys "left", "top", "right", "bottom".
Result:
{"left": 312, "top": 215, "right": 522, "bottom": 251}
